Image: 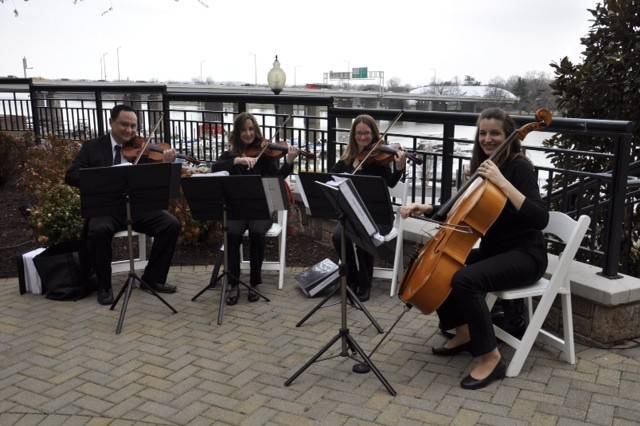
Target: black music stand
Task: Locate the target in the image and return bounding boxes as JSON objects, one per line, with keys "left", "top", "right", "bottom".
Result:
{"left": 181, "top": 175, "right": 273, "bottom": 325}
{"left": 79, "top": 162, "right": 181, "bottom": 335}
{"left": 285, "top": 177, "right": 396, "bottom": 396}
{"left": 295, "top": 172, "right": 389, "bottom": 333}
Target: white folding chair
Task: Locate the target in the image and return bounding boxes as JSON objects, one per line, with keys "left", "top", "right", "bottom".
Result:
{"left": 240, "top": 210, "right": 287, "bottom": 290}
{"left": 372, "top": 180, "right": 409, "bottom": 296}
{"left": 111, "top": 231, "right": 149, "bottom": 274}
{"left": 486, "top": 212, "right": 590, "bottom": 377}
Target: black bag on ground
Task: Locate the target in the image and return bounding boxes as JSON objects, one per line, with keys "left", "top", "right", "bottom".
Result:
{"left": 33, "top": 240, "right": 97, "bottom": 301}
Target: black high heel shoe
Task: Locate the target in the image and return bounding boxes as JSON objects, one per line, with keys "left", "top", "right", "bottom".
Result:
{"left": 248, "top": 283, "right": 261, "bottom": 303}
{"left": 226, "top": 286, "right": 240, "bottom": 306}
{"left": 460, "top": 358, "right": 507, "bottom": 390}
{"left": 432, "top": 341, "right": 471, "bottom": 356}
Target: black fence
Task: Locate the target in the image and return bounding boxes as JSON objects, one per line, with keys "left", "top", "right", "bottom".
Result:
{"left": 0, "top": 79, "right": 636, "bottom": 278}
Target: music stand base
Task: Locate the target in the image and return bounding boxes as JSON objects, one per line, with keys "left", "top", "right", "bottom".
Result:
{"left": 284, "top": 327, "right": 396, "bottom": 396}
{"left": 111, "top": 272, "right": 177, "bottom": 335}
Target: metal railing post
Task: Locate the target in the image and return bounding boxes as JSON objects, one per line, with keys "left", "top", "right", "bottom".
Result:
{"left": 95, "top": 90, "right": 104, "bottom": 136}
{"left": 162, "top": 89, "right": 171, "bottom": 145}
{"left": 326, "top": 107, "right": 337, "bottom": 172}
{"left": 600, "top": 133, "right": 632, "bottom": 278}
{"left": 27, "top": 80, "right": 40, "bottom": 140}
{"left": 440, "top": 123, "right": 455, "bottom": 203}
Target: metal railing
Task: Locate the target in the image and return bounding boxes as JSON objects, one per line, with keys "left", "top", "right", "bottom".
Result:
{"left": 0, "top": 79, "right": 635, "bottom": 278}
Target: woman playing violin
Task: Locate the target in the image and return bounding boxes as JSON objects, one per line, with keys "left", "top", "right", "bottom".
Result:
{"left": 399, "top": 108, "right": 548, "bottom": 390}
{"left": 211, "top": 112, "right": 299, "bottom": 305}
{"left": 331, "top": 114, "right": 407, "bottom": 302}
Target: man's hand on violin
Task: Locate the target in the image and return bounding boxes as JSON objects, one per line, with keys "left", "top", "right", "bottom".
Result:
{"left": 234, "top": 156, "right": 258, "bottom": 169}
{"left": 162, "top": 148, "right": 177, "bottom": 163}
{"left": 285, "top": 145, "right": 300, "bottom": 164}
{"left": 400, "top": 203, "right": 433, "bottom": 219}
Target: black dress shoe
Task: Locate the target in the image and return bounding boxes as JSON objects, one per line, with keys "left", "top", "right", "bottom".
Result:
{"left": 97, "top": 288, "right": 114, "bottom": 306}
{"left": 226, "top": 286, "right": 239, "bottom": 306}
{"left": 143, "top": 281, "right": 177, "bottom": 294}
{"left": 460, "top": 358, "right": 507, "bottom": 390}
{"left": 356, "top": 286, "right": 370, "bottom": 302}
{"left": 248, "top": 283, "right": 261, "bottom": 302}
{"left": 432, "top": 341, "right": 471, "bottom": 356}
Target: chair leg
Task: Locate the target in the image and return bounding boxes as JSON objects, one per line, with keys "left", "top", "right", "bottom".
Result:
{"left": 561, "top": 293, "right": 576, "bottom": 364}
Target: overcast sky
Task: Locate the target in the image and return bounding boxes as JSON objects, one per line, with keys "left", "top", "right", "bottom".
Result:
{"left": 1, "top": 0, "right": 598, "bottom": 87}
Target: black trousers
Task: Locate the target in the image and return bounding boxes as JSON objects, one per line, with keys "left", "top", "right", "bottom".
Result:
{"left": 86, "top": 210, "right": 179, "bottom": 290}
{"left": 436, "top": 248, "right": 545, "bottom": 357}
{"left": 226, "top": 219, "right": 272, "bottom": 287}
{"left": 332, "top": 223, "right": 374, "bottom": 291}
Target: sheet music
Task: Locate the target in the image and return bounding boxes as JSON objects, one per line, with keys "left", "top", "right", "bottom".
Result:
{"left": 262, "top": 177, "right": 287, "bottom": 214}
{"left": 191, "top": 171, "right": 229, "bottom": 177}
{"left": 294, "top": 176, "right": 311, "bottom": 212}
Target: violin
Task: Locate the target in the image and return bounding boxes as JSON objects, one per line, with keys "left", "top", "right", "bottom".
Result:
{"left": 243, "top": 139, "right": 316, "bottom": 160}
{"left": 122, "top": 136, "right": 201, "bottom": 165}
{"left": 356, "top": 142, "right": 423, "bottom": 166}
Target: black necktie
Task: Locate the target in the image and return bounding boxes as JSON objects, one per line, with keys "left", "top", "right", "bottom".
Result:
{"left": 114, "top": 145, "right": 122, "bottom": 165}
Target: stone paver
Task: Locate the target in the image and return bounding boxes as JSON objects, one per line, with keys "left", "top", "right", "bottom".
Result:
{"left": 2, "top": 268, "right": 640, "bottom": 425}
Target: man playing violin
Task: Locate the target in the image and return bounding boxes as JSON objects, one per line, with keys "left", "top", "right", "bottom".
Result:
{"left": 331, "top": 114, "right": 406, "bottom": 302}
{"left": 65, "top": 104, "right": 180, "bottom": 305}
{"left": 211, "top": 112, "right": 299, "bottom": 305}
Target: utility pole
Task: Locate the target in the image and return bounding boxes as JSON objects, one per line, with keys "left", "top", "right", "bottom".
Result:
{"left": 22, "top": 57, "right": 33, "bottom": 78}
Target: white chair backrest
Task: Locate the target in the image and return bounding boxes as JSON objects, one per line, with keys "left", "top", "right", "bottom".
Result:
{"left": 388, "top": 180, "right": 408, "bottom": 204}
{"left": 543, "top": 212, "right": 590, "bottom": 285}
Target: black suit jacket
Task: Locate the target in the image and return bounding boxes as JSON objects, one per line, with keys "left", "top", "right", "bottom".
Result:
{"left": 65, "top": 134, "right": 114, "bottom": 188}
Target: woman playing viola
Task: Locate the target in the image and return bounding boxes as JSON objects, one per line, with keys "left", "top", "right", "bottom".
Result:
{"left": 212, "top": 112, "right": 299, "bottom": 305}
{"left": 400, "top": 108, "right": 549, "bottom": 390}
{"left": 331, "top": 114, "right": 407, "bottom": 302}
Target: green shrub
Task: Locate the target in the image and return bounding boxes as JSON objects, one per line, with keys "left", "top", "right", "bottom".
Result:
{"left": 28, "top": 183, "right": 83, "bottom": 246}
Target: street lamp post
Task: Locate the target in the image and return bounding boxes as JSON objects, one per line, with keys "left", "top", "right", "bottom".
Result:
{"left": 116, "top": 46, "right": 121, "bottom": 81}
{"left": 251, "top": 53, "right": 257, "bottom": 85}
{"left": 102, "top": 52, "right": 108, "bottom": 80}
{"left": 267, "top": 55, "right": 286, "bottom": 95}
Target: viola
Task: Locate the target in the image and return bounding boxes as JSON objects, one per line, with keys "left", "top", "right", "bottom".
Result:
{"left": 399, "top": 108, "right": 553, "bottom": 315}
{"left": 356, "top": 142, "right": 423, "bottom": 166}
{"left": 243, "top": 139, "right": 316, "bottom": 160}
{"left": 122, "top": 136, "right": 201, "bottom": 165}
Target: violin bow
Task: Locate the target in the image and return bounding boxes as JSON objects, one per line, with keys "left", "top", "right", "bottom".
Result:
{"left": 254, "top": 114, "right": 293, "bottom": 162}
{"left": 133, "top": 113, "right": 165, "bottom": 165}
{"left": 352, "top": 111, "right": 404, "bottom": 175}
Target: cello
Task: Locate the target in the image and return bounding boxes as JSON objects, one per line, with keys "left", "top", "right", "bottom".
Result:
{"left": 399, "top": 108, "right": 553, "bottom": 315}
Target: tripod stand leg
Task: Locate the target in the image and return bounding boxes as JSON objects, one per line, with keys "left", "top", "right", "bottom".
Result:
{"left": 192, "top": 246, "right": 224, "bottom": 301}
{"left": 217, "top": 273, "right": 228, "bottom": 325}
{"left": 345, "top": 286, "right": 384, "bottom": 334}
{"left": 114, "top": 276, "right": 135, "bottom": 335}
{"left": 110, "top": 279, "right": 129, "bottom": 310}
{"left": 345, "top": 332, "right": 396, "bottom": 396}
{"left": 284, "top": 331, "right": 342, "bottom": 387}
{"left": 236, "top": 279, "right": 270, "bottom": 302}
{"left": 296, "top": 282, "right": 340, "bottom": 327}
{"left": 138, "top": 277, "right": 178, "bottom": 314}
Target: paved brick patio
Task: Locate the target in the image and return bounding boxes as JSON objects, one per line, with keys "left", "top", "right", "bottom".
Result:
{"left": 2, "top": 266, "right": 640, "bottom": 425}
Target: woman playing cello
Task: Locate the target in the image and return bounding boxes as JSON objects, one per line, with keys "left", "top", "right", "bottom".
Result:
{"left": 211, "top": 112, "right": 299, "bottom": 305}
{"left": 400, "top": 108, "right": 549, "bottom": 389}
{"left": 331, "top": 114, "right": 406, "bottom": 302}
